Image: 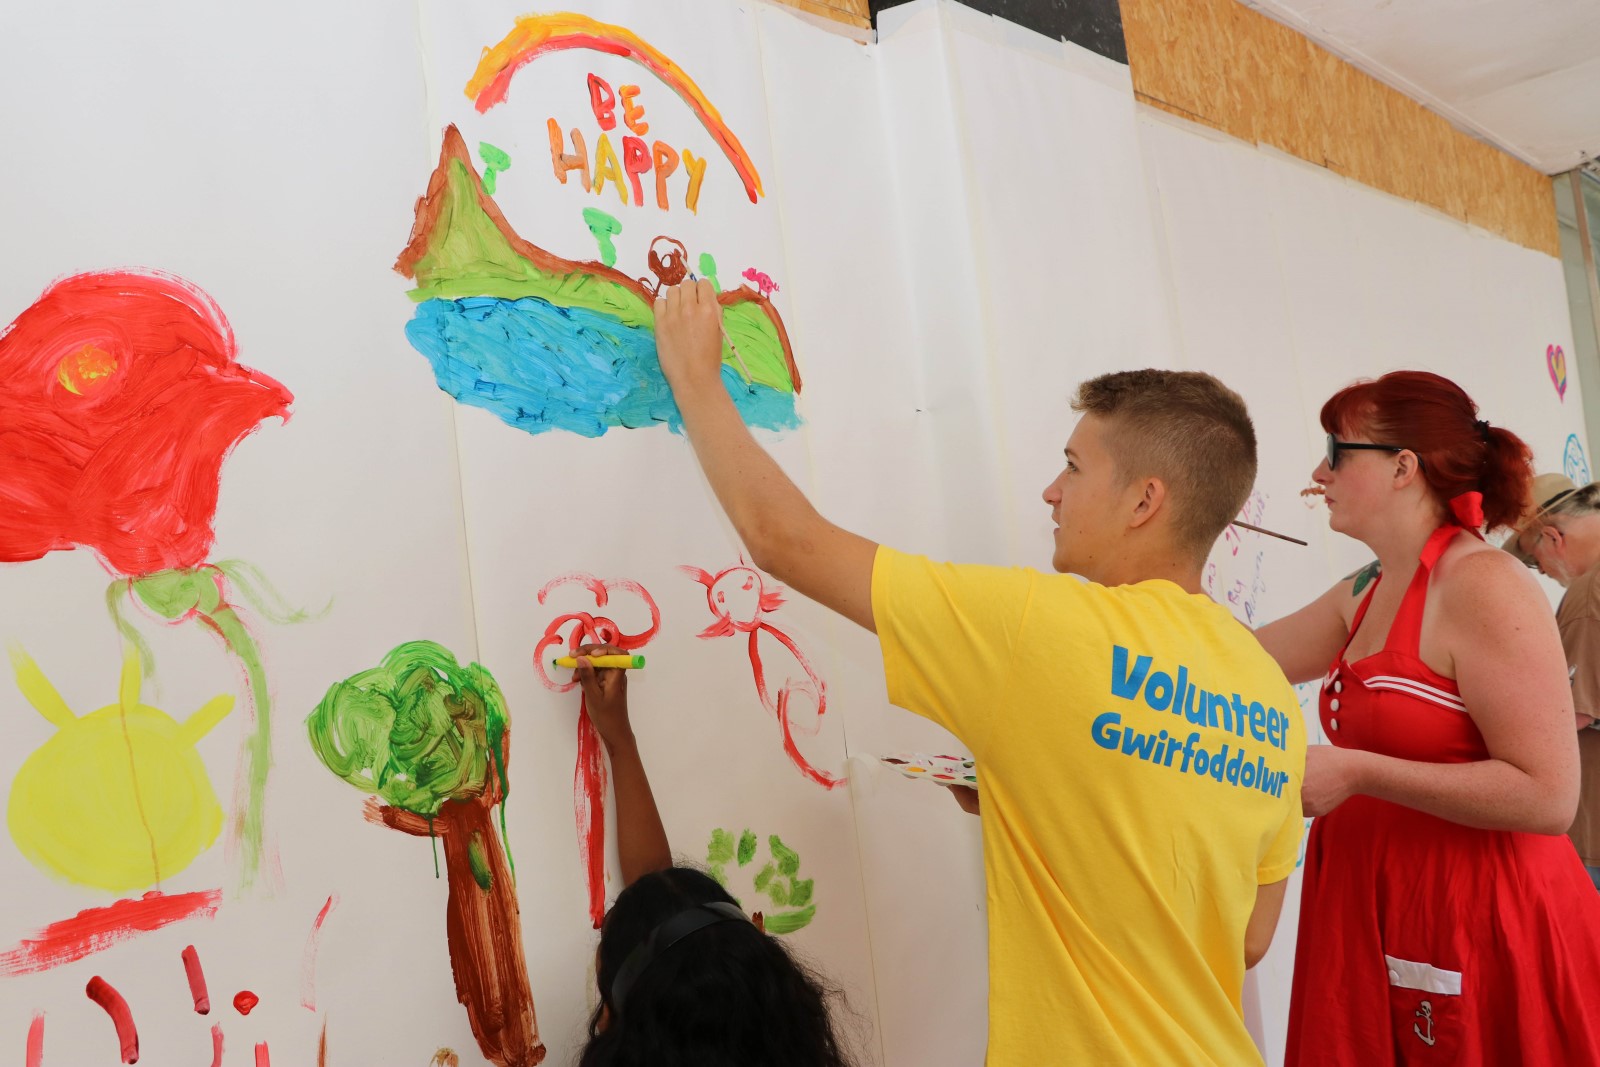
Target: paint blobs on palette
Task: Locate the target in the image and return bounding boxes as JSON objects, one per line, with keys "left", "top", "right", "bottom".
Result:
{"left": 234, "top": 990, "right": 260, "bottom": 1016}
{"left": 881, "top": 753, "right": 978, "bottom": 788}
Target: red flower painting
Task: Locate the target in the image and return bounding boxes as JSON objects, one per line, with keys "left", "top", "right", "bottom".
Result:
{"left": 0, "top": 269, "right": 292, "bottom": 576}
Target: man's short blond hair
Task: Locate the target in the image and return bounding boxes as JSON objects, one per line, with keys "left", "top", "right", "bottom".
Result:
{"left": 1071, "top": 369, "right": 1257, "bottom": 559}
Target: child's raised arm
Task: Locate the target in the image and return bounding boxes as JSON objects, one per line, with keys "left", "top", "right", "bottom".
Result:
{"left": 574, "top": 644, "right": 672, "bottom": 885}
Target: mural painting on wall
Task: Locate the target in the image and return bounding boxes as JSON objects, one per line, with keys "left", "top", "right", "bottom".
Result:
{"left": 0, "top": 269, "right": 310, "bottom": 900}
{"left": 2, "top": 12, "right": 827, "bottom": 1062}
{"left": 396, "top": 12, "right": 802, "bottom": 439}
{"left": 1, "top": 268, "right": 319, "bottom": 1061}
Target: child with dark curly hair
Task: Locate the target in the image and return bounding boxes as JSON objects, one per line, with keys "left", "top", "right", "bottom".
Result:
{"left": 566, "top": 645, "right": 856, "bottom": 1067}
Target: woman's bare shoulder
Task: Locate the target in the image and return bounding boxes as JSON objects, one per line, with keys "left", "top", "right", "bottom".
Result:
{"left": 1433, "top": 535, "right": 1543, "bottom": 612}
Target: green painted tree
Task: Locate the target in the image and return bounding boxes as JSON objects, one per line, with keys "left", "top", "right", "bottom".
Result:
{"left": 308, "top": 641, "right": 544, "bottom": 1067}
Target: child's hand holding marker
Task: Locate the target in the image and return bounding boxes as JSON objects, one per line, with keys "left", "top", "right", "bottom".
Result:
{"left": 571, "top": 643, "right": 635, "bottom": 753}
{"left": 569, "top": 643, "right": 673, "bottom": 884}
{"left": 551, "top": 653, "right": 644, "bottom": 670}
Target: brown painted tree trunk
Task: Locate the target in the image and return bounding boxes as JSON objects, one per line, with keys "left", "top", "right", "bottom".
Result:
{"left": 437, "top": 797, "right": 544, "bottom": 1067}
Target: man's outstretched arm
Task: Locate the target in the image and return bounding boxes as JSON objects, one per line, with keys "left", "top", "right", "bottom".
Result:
{"left": 655, "top": 280, "right": 878, "bottom": 632}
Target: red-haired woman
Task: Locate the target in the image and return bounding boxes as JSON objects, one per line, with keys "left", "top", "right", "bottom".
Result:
{"left": 1258, "top": 371, "right": 1600, "bottom": 1064}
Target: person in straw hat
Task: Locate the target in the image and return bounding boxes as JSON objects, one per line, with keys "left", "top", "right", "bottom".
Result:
{"left": 1505, "top": 471, "right": 1600, "bottom": 888}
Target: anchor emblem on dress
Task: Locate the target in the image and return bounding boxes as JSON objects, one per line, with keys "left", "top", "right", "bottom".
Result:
{"left": 1413, "top": 1000, "right": 1436, "bottom": 1046}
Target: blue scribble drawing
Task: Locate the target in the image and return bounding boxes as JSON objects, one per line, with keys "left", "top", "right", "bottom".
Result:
{"left": 1565, "top": 434, "right": 1590, "bottom": 485}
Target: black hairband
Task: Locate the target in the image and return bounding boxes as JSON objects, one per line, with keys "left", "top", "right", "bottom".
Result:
{"left": 609, "top": 901, "right": 751, "bottom": 1014}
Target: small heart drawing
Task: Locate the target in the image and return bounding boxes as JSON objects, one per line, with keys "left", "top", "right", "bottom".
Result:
{"left": 1549, "top": 344, "right": 1568, "bottom": 401}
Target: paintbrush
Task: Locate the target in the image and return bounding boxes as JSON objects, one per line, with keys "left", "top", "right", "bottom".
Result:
{"left": 688, "top": 273, "right": 756, "bottom": 386}
{"left": 1231, "top": 520, "right": 1307, "bottom": 546}
{"left": 719, "top": 322, "right": 756, "bottom": 386}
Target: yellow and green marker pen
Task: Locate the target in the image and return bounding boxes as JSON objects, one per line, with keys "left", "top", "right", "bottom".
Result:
{"left": 551, "top": 654, "right": 646, "bottom": 670}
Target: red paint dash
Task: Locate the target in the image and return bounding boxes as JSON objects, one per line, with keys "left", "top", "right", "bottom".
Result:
{"left": 85, "top": 976, "right": 139, "bottom": 1063}
{"left": 233, "top": 990, "right": 259, "bottom": 1016}
{"left": 0, "top": 890, "right": 221, "bottom": 976}
{"left": 181, "top": 944, "right": 211, "bottom": 1014}
{"left": 26, "top": 1013, "right": 44, "bottom": 1067}
{"left": 208, "top": 1024, "right": 224, "bottom": 1067}
{"left": 300, "top": 893, "right": 338, "bottom": 1011}
{"left": 575, "top": 710, "right": 608, "bottom": 929}
{"left": 255, "top": 1041, "right": 270, "bottom": 1067}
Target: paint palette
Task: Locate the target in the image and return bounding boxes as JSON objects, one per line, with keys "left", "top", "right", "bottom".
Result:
{"left": 880, "top": 753, "right": 977, "bottom": 788}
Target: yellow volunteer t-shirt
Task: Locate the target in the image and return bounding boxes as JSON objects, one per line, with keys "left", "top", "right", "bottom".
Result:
{"left": 873, "top": 547, "right": 1306, "bottom": 1066}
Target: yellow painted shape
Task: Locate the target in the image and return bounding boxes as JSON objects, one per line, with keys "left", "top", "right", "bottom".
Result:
{"left": 56, "top": 344, "right": 118, "bottom": 396}
{"left": 9, "top": 646, "right": 76, "bottom": 729}
{"left": 7, "top": 651, "right": 232, "bottom": 892}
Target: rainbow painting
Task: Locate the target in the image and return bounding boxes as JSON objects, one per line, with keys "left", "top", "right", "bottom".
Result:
{"left": 466, "top": 12, "right": 764, "bottom": 203}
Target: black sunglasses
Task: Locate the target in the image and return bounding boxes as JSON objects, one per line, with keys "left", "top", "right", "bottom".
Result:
{"left": 1325, "top": 433, "right": 1416, "bottom": 471}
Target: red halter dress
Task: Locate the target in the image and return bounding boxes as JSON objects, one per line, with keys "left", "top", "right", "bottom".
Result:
{"left": 1285, "top": 525, "right": 1600, "bottom": 1065}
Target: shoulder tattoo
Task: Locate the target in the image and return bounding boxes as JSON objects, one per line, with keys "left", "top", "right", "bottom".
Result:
{"left": 1345, "top": 560, "right": 1381, "bottom": 596}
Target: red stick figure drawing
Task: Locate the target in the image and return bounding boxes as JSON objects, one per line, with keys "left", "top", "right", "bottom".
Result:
{"left": 533, "top": 574, "right": 661, "bottom": 927}
{"left": 681, "top": 562, "right": 843, "bottom": 790}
